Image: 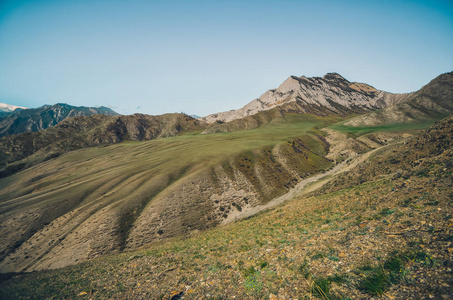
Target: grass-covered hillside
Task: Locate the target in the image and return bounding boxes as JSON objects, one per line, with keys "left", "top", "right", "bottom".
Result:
{"left": 0, "top": 113, "right": 339, "bottom": 273}
{"left": 1, "top": 115, "right": 451, "bottom": 299}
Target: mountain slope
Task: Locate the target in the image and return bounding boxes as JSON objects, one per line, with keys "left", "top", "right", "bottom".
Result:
{"left": 0, "top": 114, "right": 335, "bottom": 273}
{"left": 344, "top": 71, "right": 453, "bottom": 126}
{"left": 201, "top": 73, "right": 409, "bottom": 123}
{"left": 1, "top": 115, "right": 451, "bottom": 300}
{"left": 0, "top": 103, "right": 118, "bottom": 137}
{"left": 0, "top": 113, "right": 205, "bottom": 177}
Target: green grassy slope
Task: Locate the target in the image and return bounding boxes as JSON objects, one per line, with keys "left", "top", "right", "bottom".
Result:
{"left": 1, "top": 116, "right": 451, "bottom": 299}
{"left": 329, "top": 119, "right": 438, "bottom": 137}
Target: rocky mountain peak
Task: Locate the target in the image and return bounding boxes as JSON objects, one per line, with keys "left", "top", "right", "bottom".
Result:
{"left": 201, "top": 73, "right": 409, "bottom": 124}
{"left": 323, "top": 72, "right": 348, "bottom": 81}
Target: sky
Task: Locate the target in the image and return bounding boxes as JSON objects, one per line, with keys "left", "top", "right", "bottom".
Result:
{"left": 0, "top": 0, "right": 452, "bottom": 116}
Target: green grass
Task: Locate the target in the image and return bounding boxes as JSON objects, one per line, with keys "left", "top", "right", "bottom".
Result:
{"left": 329, "top": 120, "right": 437, "bottom": 137}
{"left": 357, "top": 252, "right": 407, "bottom": 295}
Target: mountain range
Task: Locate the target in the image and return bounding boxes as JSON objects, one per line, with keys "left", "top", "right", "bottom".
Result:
{"left": 0, "top": 71, "right": 452, "bottom": 299}
{"left": 0, "top": 103, "right": 118, "bottom": 138}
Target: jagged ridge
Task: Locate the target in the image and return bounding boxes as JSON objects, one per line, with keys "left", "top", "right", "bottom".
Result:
{"left": 201, "top": 73, "right": 408, "bottom": 123}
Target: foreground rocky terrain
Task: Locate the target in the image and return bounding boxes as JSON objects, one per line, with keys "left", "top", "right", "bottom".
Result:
{"left": 1, "top": 114, "right": 451, "bottom": 300}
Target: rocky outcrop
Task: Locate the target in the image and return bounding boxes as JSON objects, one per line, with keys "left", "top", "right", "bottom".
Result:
{"left": 201, "top": 73, "right": 409, "bottom": 123}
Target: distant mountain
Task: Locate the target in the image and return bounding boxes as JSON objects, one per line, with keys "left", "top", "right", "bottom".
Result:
{"left": 344, "top": 71, "right": 453, "bottom": 127}
{"left": 0, "top": 103, "right": 27, "bottom": 112}
{"left": 0, "top": 103, "right": 118, "bottom": 138}
{"left": 201, "top": 73, "right": 409, "bottom": 123}
{"left": 0, "top": 103, "right": 27, "bottom": 117}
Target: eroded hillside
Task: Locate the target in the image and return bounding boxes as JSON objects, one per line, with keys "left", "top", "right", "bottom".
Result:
{"left": 0, "top": 114, "right": 335, "bottom": 272}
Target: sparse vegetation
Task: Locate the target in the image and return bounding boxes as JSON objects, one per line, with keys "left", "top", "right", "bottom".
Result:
{"left": 0, "top": 112, "right": 452, "bottom": 299}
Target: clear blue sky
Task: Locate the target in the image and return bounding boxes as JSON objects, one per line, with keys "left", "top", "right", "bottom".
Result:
{"left": 0, "top": 0, "right": 452, "bottom": 116}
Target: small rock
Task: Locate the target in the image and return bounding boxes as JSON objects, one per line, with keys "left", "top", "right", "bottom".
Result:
{"left": 269, "top": 294, "right": 279, "bottom": 300}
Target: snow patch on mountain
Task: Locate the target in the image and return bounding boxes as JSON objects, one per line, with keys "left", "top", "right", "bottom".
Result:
{"left": 0, "top": 103, "right": 27, "bottom": 112}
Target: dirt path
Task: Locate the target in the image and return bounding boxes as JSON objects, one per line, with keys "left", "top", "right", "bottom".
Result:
{"left": 222, "top": 143, "right": 389, "bottom": 225}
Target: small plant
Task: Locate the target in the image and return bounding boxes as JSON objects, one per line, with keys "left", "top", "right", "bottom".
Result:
{"left": 242, "top": 266, "right": 256, "bottom": 277}
{"left": 404, "top": 249, "right": 437, "bottom": 267}
{"left": 243, "top": 273, "right": 263, "bottom": 295}
{"left": 312, "top": 251, "right": 326, "bottom": 260}
{"left": 311, "top": 274, "right": 347, "bottom": 299}
{"left": 379, "top": 207, "right": 394, "bottom": 216}
{"left": 358, "top": 267, "right": 388, "bottom": 295}
{"left": 328, "top": 273, "right": 346, "bottom": 284}
{"left": 357, "top": 252, "right": 407, "bottom": 295}
{"left": 312, "top": 277, "right": 331, "bottom": 299}
{"left": 328, "top": 255, "right": 339, "bottom": 262}
{"left": 298, "top": 259, "right": 311, "bottom": 279}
